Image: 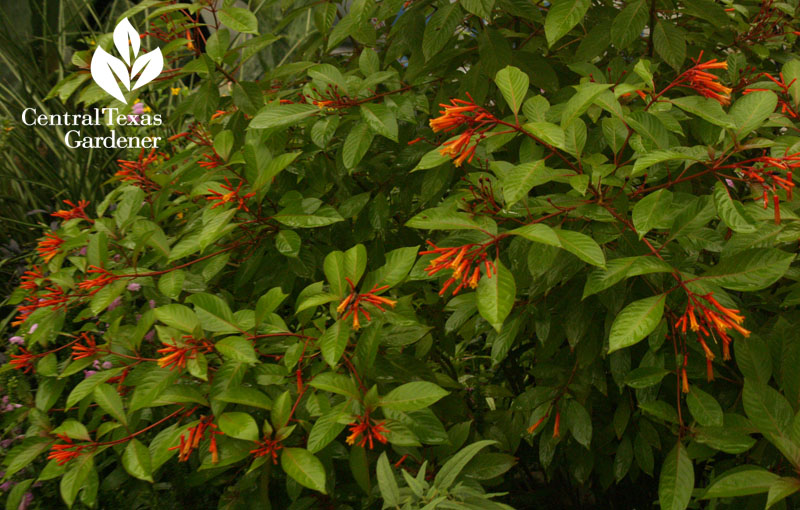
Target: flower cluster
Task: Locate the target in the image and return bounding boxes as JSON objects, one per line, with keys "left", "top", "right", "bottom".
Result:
{"left": 48, "top": 435, "right": 88, "bottom": 466}
{"left": 206, "top": 177, "right": 255, "bottom": 211}
{"left": 250, "top": 437, "right": 283, "bottom": 464}
{"left": 336, "top": 278, "right": 397, "bottom": 330}
{"left": 78, "top": 266, "right": 120, "bottom": 295}
{"left": 170, "top": 415, "right": 222, "bottom": 463}
{"left": 419, "top": 241, "right": 495, "bottom": 296}
{"left": 71, "top": 333, "right": 99, "bottom": 360}
{"left": 345, "top": 411, "right": 388, "bottom": 449}
{"left": 36, "top": 233, "right": 64, "bottom": 263}
{"left": 52, "top": 199, "right": 92, "bottom": 223}
{"left": 116, "top": 147, "right": 163, "bottom": 191}
{"left": 157, "top": 335, "right": 215, "bottom": 371}
{"left": 718, "top": 151, "right": 798, "bottom": 223}
{"left": 675, "top": 292, "right": 750, "bottom": 380}
{"left": 744, "top": 72, "right": 799, "bottom": 119}
{"left": 428, "top": 93, "right": 499, "bottom": 167}
{"left": 681, "top": 53, "right": 732, "bottom": 106}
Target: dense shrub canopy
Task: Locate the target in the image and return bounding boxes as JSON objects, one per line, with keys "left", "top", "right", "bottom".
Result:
{"left": 2, "top": 0, "right": 800, "bottom": 509}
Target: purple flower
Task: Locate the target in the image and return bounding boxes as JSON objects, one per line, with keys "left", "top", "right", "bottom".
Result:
{"left": 8, "top": 336, "right": 23, "bottom": 346}
{"left": 92, "top": 360, "right": 101, "bottom": 370}
{"left": 107, "top": 297, "right": 122, "bottom": 311}
{"left": 1, "top": 396, "right": 8, "bottom": 405}
{"left": 725, "top": 178, "right": 735, "bottom": 189}
{"left": 132, "top": 102, "right": 145, "bottom": 115}
{"left": 149, "top": 299, "right": 156, "bottom": 309}
{"left": 0, "top": 439, "right": 12, "bottom": 448}
{"left": 102, "top": 361, "right": 113, "bottom": 370}
{"left": 79, "top": 246, "right": 87, "bottom": 256}
{"left": 83, "top": 370, "right": 97, "bottom": 378}
{"left": 3, "top": 404, "right": 14, "bottom": 413}
{"left": 127, "top": 282, "right": 141, "bottom": 292}
{"left": 0, "top": 480, "right": 14, "bottom": 491}
{"left": 18, "top": 491, "right": 33, "bottom": 510}
{"left": 28, "top": 324, "right": 38, "bottom": 334}
{"left": 127, "top": 114, "right": 140, "bottom": 124}
{"left": 113, "top": 254, "right": 121, "bottom": 262}
{"left": 144, "top": 330, "right": 155, "bottom": 342}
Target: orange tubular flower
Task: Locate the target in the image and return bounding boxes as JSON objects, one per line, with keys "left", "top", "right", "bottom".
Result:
{"left": 71, "top": 333, "right": 99, "bottom": 360}
{"left": 427, "top": 93, "right": 498, "bottom": 167}
{"left": 157, "top": 335, "right": 214, "bottom": 371}
{"left": 669, "top": 52, "right": 731, "bottom": 106}
{"left": 20, "top": 266, "right": 45, "bottom": 291}
{"left": 345, "top": 411, "right": 388, "bottom": 449}
{"left": 674, "top": 291, "right": 750, "bottom": 369}
{"left": 337, "top": 279, "right": 397, "bottom": 330}
{"left": 116, "top": 147, "right": 161, "bottom": 191}
{"left": 78, "top": 266, "right": 119, "bottom": 295}
{"left": 10, "top": 349, "right": 37, "bottom": 373}
{"left": 206, "top": 177, "right": 256, "bottom": 211}
{"left": 48, "top": 435, "right": 87, "bottom": 466}
{"left": 419, "top": 241, "right": 495, "bottom": 296}
{"left": 52, "top": 199, "right": 92, "bottom": 223}
{"left": 250, "top": 437, "right": 283, "bottom": 464}
{"left": 37, "top": 233, "right": 64, "bottom": 263}
{"left": 170, "top": 415, "right": 222, "bottom": 463}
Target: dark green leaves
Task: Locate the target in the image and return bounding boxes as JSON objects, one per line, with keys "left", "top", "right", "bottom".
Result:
{"left": 250, "top": 104, "right": 318, "bottom": 130}
{"left": 653, "top": 21, "right": 686, "bottom": 71}
{"left": 495, "top": 66, "right": 529, "bottom": 115}
{"left": 476, "top": 260, "right": 516, "bottom": 332}
{"left": 380, "top": 382, "right": 449, "bottom": 411}
{"left": 658, "top": 442, "right": 694, "bottom": 510}
{"left": 281, "top": 448, "right": 326, "bottom": 493}
{"left": 730, "top": 90, "right": 778, "bottom": 138}
{"left": 701, "top": 249, "right": 794, "bottom": 291}
{"left": 608, "top": 294, "right": 666, "bottom": 353}
{"left": 544, "top": 0, "right": 591, "bottom": 47}
{"left": 611, "top": 0, "right": 648, "bottom": 48}
{"left": 422, "top": 3, "right": 463, "bottom": 60}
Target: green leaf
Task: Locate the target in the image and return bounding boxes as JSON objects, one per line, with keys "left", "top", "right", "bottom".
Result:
{"left": 412, "top": 148, "right": 450, "bottom": 172}
{"left": 281, "top": 448, "right": 327, "bottom": 493}
{"left": 154, "top": 304, "right": 199, "bottom": 333}
{"left": 495, "top": 66, "right": 529, "bottom": 115}
{"left": 319, "top": 320, "right": 350, "bottom": 367}
{"left": 158, "top": 270, "right": 185, "bottom": 300}
{"left": 608, "top": 294, "right": 666, "bottom": 353}
{"left": 187, "top": 293, "right": 239, "bottom": 333}
{"left": 218, "top": 412, "right": 259, "bottom": 441}
{"left": 700, "top": 248, "right": 794, "bottom": 291}
{"left": 702, "top": 466, "right": 779, "bottom": 498}
{"left": 3, "top": 438, "right": 53, "bottom": 479}
{"left": 553, "top": 229, "right": 606, "bottom": 267}
{"left": 122, "top": 439, "right": 153, "bottom": 482}
{"left": 129, "top": 368, "right": 178, "bottom": 412}
{"left": 653, "top": 21, "right": 686, "bottom": 71}
{"left": 632, "top": 148, "right": 705, "bottom": 177}
{"left": 713, "top": 181, "right": 757, "bottom": 233}
{"left": 611, "top": 0, "right": 648, "bottom": 48}
{"left": 93, "top": 384, "right": 127, "bottom": 427}
{"left": 405, "top": 207, "right": 484, "bottom": 231}
{"left": 342, "top": 122, "right": 374, "bottom": 169}
{"left": 767, "top": 477, "right": 800, "bottom": 509}
{"left": 686, "top": 387, "right": 723, "bottom": 426}
{"left": 658, "top": 442, "right": 694, "bottom": 510}
{"left": 253, "top": 152, "right": 300, "bottom": 193}
{"left": 215, "top": 336, "right": 258, "bottom": 364}
{"left": 565, "top": 400, "right": 592, "bottom": 448}
{"left": 561, "top": 82, "right": 612, "bottom": 127}
{"left": 730, "top": 90, "right": 778, "bottom": 138}
{"left": 583, "top": 256, "right": 673, "bottom": 298}
{"left": 215, "top": 387, "right": 272, "bottom": 410}
{"left": 544, "top": 0, "right": 591, "bottom": 47}
{"left": 670, "top": 96, "right": 734, "bottom": 128}
{"left": 307, "top": 402, "right": 352, "bottom": 453}
{"left": 508, "top": 223, "right": 561, "bottom": 247}
{"left": 60, "top": 454, "right": 94, "bottom": 508}
{"left": 476, "top": 260, "right": 516, "bottom": 332}
{"left": 380, "top": 382, "right": 449, "bottom": 411}
{"left": 376, "top": 452, "right": 400, "bottom": 506}
{"left": 309, "top": 372, "right": 359, "bottom": 399}
{"left": 502, "top": 161, "right": 561, "bottom": 206}
{"left": 743, "top": 380, "right": 800, "bottom": 466}
{"left": 65, "top": 368, "right": 124, "bottom": 408}
{"left": 52, "top": 419, "right": 90, "bottom": 441}
{"left": 522, "top": 122, "right": 566, "bottom": 149}
{"left": 434, "top": 440, "right": 498, "bottom": 489}
{"left": 624, "top": 367, "right": 671, "bottom": 389}
{"left": 219, "top": 7, "right": 259, "bottom": 34}
{"left": 249, "top": 103, "right": 317, "bottom": 130}
{"left": 632, "top": 189, "right": 673, "bottom": 238}
{"left": 422, "top": 3, "right": 463, "bottom": 60}
{"left": 273, "top": 205, "right": 344, "bottom": 228}
{"left": 360, "top": 104, "right": 398, "bottom": 142}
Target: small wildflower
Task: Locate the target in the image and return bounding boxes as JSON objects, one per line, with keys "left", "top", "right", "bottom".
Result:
{"left": 250, "top": 437, "right": 283, "bottom": 464}
{"left": 101, "top": 361, "right": 113, "bottom": 370}
{"left": 169, "top": 415, "right": 222, "bottom": 463}
{"left": 8, "top": 336, "right": 24, "bottom": 346}
{"left": 52, "top": 200, "right": 91, "bottom": 223}
{"left": 28, "top": 324, "right": 38, "bottom": 334}
{"left": 171, "top": 87, "right": 182, "bottom": 96}
{"left": 206, "top": 177, "right": 255, "bottom": 211}
{"left": 337, "top": 279, "right": 397, "bottom": 330}
{"left": 127, "top": 282, "right": 141, "bottom": 292}
{"left": 107, "top": 296, "right": 122, "bottom": 311}
{"left": 345, "top": 411, "right": 388, "bottom": 449}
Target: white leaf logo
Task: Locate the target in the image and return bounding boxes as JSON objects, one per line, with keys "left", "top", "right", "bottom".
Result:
{"left": 90, "top": 18, "right": 163, "bottom": 104}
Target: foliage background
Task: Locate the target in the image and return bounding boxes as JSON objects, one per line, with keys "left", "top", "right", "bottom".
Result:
{"left": 1, "top": 0, "right": 800, "bottom": 509}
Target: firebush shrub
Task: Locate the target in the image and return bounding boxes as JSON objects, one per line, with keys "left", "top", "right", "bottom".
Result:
{"left": 3, "top": 0, "right": 800, "bottom": 508}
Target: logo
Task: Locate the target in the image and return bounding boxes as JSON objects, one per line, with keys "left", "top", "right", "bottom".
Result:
{"left": 90, "top": 18, "right": 163, "bottom": 103}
